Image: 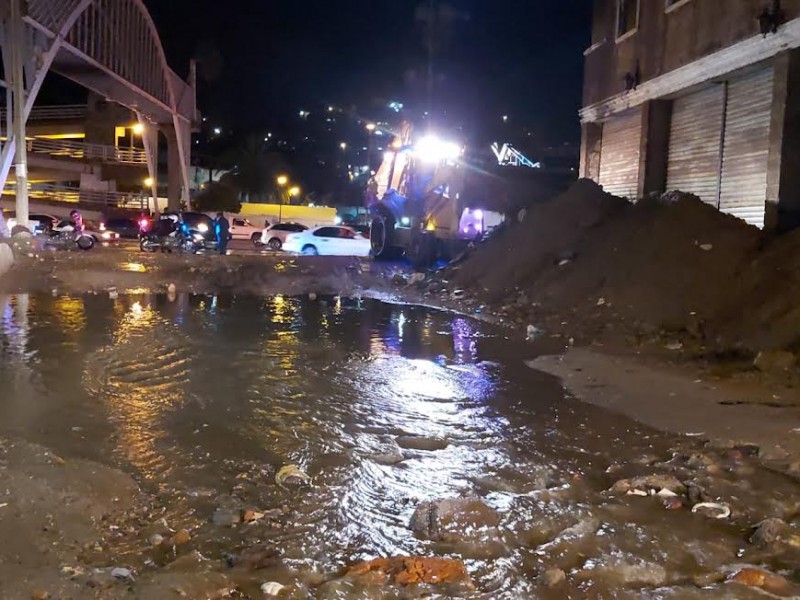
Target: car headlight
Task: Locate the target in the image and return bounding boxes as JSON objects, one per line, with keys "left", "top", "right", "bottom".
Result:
{"left": 400, "top": 216, "right": 411, "bottom": 226}
{"left": 101, "top": 232, "right": 112, "bottom": 239}
{"left": 197, "top": 223, "right": 209, "bottom": 233}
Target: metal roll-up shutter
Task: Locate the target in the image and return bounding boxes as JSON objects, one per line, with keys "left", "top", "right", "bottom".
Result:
{"left": 719, "top": 66, "right": 774, "bottom": 228}
{"left": 598, "top": 108, "right": 642, "bottom": 199}
{"left": 666, "top": 85, "right": 725, "bottom": 205}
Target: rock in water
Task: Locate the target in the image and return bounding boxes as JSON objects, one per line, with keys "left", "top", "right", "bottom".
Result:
{"left": 346, "top": 556, "right": 472, "bottom": 587}
{"left": 261, "top": 581, "right": 285, "bottom": 596}
{"left": 410, "top": 498, "right": 500, "bottom": 540}
{"left": 540, "top": 568, "right": 566, "bottom": 588}
{"left": 395, "top": 436, "right": 449, "bottom": 451}
{"left": 212, "top": 507, "right": 242, "bottom": 526}
{"left": 749, "top": 518, "right": 788, "bottom": 547}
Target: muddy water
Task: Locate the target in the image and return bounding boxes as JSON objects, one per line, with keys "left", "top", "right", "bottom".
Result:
{"left": 1, "top": 293, "right": 799, "bottom": 598}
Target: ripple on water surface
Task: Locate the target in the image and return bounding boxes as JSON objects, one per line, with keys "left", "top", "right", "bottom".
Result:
{"left": 2, "top": 292, "right": 800, "bottom": 598}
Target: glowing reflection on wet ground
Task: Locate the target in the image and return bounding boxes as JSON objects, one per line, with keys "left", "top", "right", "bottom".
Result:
{"left": 2, "top": 293, "right": 799, "bottom": 597}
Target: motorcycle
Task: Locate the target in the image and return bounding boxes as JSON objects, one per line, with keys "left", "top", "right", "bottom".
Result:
{"left": 45, "top": 223, "right": 95, "bottom": 251}
{"left": 139, "top": 226, "right": 207, "bottom": 254}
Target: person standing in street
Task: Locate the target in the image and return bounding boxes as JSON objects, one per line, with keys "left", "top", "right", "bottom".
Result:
{"left": 215, "top": 212, "right": 229, "bottom": 255}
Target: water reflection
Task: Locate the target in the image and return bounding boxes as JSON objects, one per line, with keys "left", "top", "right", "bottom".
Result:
{"left": 0, "top": 292, "right": 568, "bottom": 595}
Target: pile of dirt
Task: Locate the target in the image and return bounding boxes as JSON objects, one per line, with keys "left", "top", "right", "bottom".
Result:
{"left": 449, "top": 180, "right": 798, "bottom": 353}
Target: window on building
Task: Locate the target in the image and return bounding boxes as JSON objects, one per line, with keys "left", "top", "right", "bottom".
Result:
{"left": 616, "top": 0, "right": 639, "bottom": 38}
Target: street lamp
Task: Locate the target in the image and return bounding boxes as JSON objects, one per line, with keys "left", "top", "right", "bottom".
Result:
{"left": 366, "top": 124, "right": 377, "bottom": 170}
{"left": 144, "top": 176, "right": 154, "bottom": 188}
{"left": 288, "top": 186, "right": 300, "bottom": 198}
{"left": 276, "top": 175, "right": 289, "bottom": 223}
{"left": 130, "top": 122, "right": 144, "bottom": 149}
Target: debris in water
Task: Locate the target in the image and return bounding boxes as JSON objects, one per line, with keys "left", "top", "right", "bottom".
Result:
{"left": 260, "top": 581, "right": 285, "bottom": 596}
{"left": 108, "top": 287, "right": 118, "bottom": 300}
{"left": 699, "top": 243, "right": 713, "bottom": 251}
{"left": 110, "top": 567, "right": 134, "bottom": 582}
{"left": 692, "top": 502, "right": 731, "bottom": 519}
{"left": 596, "top": 298, "right": 606, "bottom": 306}
{"left": 451, "top": 289, "right": 466, "bottom": 300}
{"left": 275, "top": 464, "right": 311, "bottom": 488}
{"left": 526, "top": 324, "right": 542, "bottom": 341}
{"left": 346, "top": 556, "right": 473, "bottom": 587}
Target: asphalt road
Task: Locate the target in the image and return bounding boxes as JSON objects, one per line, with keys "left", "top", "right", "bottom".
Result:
{"left": 116, "top": 237, "right": 279, "bottom": 256}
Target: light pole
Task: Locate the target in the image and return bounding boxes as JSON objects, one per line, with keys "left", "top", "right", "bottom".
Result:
{"left": 276, "top": 174, "right": 288, "bottom": 223}
{"left": 366, "top": 123, "right": 376, "bottom": 173}
{"left": 11, "top": 0, "right": 28, "bottom": 229}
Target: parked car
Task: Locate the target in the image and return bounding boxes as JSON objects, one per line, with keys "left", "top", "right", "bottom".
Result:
{"left": 83, "top": 220, "right": 120, "bottom": 244}
{"left": 260, "top": 222, "right": 308, "bottom": 250}
{"left": 104, "top": 217, "right": 144, "bottom": 239}
{"left": 5, "top": 212, "right": 60, "bottom": 234}
{"left": 228, "top": 217, "right": 263, "bottom": 244}
{"left": 282, "top": 226, "right": 371, "bottom": 256}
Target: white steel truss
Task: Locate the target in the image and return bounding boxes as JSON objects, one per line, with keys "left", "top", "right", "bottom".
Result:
{"left": 0, "top": 0, "right": 197, "bottom": 211}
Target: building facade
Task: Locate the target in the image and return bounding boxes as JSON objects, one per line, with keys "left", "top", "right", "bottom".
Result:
{"left": 581, "top": 0, "right": 800, "bottom": 229}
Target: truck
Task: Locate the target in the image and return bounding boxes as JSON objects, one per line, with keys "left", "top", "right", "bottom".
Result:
{"left": 367, "top": 121, "right": 503, "bottom": 268}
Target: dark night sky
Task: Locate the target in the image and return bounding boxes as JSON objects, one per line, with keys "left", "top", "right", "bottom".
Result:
{"left": 144, "top": 0, "right": 591, "bottom": 146}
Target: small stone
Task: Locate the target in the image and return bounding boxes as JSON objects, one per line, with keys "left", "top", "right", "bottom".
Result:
{"left": 235, "top": 545, "right": 281, "bottom": 570}
{"left": 396, "top": 436, "right": 449, "bottom": 451}
{"left": 749, "top": 518, "right": 788, "bottom": 547}
{"left": 540, "top": 568, "right": 566, "bottom": 588}
{"left": 663, "top": 497, "right": 683, "bottom": 510}
{"left": 260, "top": 581, "right": 285, "bottom": 596}
{"left": 693, "top": 572, "right": 725, "bottom": 587}
{"left": 242, "top": 509, "right": 265, "bottom": 523}
{"left": 111, "top": 567, "right": 134, "bottom": 582}
{"left": 212, "top": 507, "right": 242, "bottom": 526}
{"left": 30, "top": 591, "right": 49, "bottom": 600}
{"left": 172, "top": 528, "right": 191, "bottom": 545}
{"left": 149, "top": 533, "right": 164, "bottom": 546}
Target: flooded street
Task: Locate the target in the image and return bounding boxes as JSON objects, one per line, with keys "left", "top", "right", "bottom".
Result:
{"left": 2, "top": 293, "right": 800, "bottom": 598}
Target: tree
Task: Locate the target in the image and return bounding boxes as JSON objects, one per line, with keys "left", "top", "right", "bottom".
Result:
{"left": 224, "top": 135, "right": 290, "bottom": 203}
{"left": 192, "top": 181, "right": 242, "bottom": 213}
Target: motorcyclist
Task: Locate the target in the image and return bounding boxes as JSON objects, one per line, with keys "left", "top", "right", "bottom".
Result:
{"left": 69, "top": 209, "right": 84, "bottom": 233}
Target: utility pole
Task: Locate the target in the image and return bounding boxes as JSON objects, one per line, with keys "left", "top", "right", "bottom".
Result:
{"left": 10, "top": 0, "right": 28, "bottom": 228}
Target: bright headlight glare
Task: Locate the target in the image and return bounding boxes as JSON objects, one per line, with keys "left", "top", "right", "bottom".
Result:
{"left": 415, "top": 135, "right": 462, "bottom": 163}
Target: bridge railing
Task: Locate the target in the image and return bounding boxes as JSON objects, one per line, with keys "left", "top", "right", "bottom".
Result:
{"left": 0, "top": 104, "right": 89, "bottom": 121}
{"left": 26, "top": 137, "right": 147, "bottom": 165}
{"left": 5, "top": 183, "right": 148, "bottom": 211}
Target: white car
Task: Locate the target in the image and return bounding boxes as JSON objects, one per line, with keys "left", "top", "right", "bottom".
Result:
{"left": 260, "top": 222, "right": 308, "bottom": 250}
{"left": 283, "top": 226, "right": 371, "bottom": 256}
{"left": 228, "top": 217, "right": 263, "bottom": 244}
